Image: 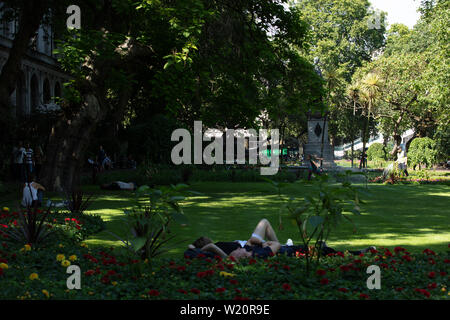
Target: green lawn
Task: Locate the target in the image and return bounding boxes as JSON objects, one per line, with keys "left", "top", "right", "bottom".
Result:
{"left": 2, "top": 182, "right": 449, "bottom": 257}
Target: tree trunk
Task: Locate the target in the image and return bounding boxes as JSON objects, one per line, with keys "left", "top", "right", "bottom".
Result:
{"left": 351, "top": 140, "right": 354, "bottom": 168}
{"left": 360, "top": 117, "right": 369, "bottom": 169}
{"left": 0, "top": 1, "right": 47, "bottom": 113}
{"left": 40, "top": 93, "right": 105, "bottom": 192}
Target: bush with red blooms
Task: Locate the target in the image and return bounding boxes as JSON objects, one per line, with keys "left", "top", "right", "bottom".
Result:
{"left": 0, "top": 231, "right": 448, "bottom": 300}
{"left": 0, "top": 208, "right": 448, "bottom": 300}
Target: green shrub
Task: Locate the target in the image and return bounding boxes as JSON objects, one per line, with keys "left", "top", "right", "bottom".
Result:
{"left": 408, "top": 138, "right": 438, "bottom": 169}
{"left": 367, "top": 143, "right": 386, "bottom": 161}
{"left": 344, "top": 149, "right": 362, "bottom": 160}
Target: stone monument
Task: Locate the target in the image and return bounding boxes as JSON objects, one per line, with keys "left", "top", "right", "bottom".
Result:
{"left": 303, "top": 112, "right": 336, "bottom": 168}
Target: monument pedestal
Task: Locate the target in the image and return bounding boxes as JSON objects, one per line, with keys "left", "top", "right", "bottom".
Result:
{"left": 303, "top": 114, "right": 336, "bottom": 169}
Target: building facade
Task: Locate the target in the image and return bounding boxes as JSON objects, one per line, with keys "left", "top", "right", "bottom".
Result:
{"left": 0, "top": 15, "right": 70, "bottom": 117}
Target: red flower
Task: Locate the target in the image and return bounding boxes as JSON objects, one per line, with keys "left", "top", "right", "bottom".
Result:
{"left": 423, "top": 248, "right": 435, "bottom": 256}
{"left": 402, "top": 255, "right": 412, "bottom": 262}
{"left": 283, "top": 265, "right": 290, "bottom": 271}
{"left": 428, "top": 258, "right": 436, "bottom": 265}
{"left": 196, "top": 271, "right": 207, "bottom": 278}
{"left": 414, "top": 288, "right": 430, "bottom": 298}
{"left": 338, "top": 288, "right": 348, "bottom": 293}
{"left": 394, "top": 246, "right": 405, "bottom": 254}
{"left": 235, "top": 288, "right": 242, "bottom": 294}
{"left": 316, "top": 269, "right": 326, "bottom": 276}
{"left": 148, "top": 289, "right": 160, "bottom": 296}
{"left": 249, "top": 259, "right": 257, "bottom": 265}
{"left": 234, "top": 296, "right": 249, "bottom": 300}
{"left": 427, "top": 283, "right": 437, "bottom": 290}
{"left": 353, "top": 259, "right": 362, "bottom": 264}
{"left": 177, "top": 289, "right": 187, "bottom": 294}
{"left": 190, "top": 288, "right": 200, "bottom": 294}
{"left": 340, "top": 264, "right": 351, "bottom": 272}
{"left": 197, "top": 254, "right": 206, "bottom": 259}
{"left": 177, "top": 266, "right": 186, "bottom": 272}
{"left": 337, "top": 252, "right": 345, "bottom": 257}
{"left": 428, "top": 271, "right": 436, "bottom": 279}
{"left": 320, "top": 278, "right": 329, "bottom": 285}
{"left": 440, "top": 271, "right": 447, "bottom": 276}
{"left": 229, "top": 279, "right": 238, "bottom": 285}
{"left": 215, "top": 287, "right": 226, "bottom": 293}
{"left": 229, "top": 256, "right": 236, "bottom": 262}
{"left": 107, "top": 270, "right": 117, "bottom": 276}
{"left": 395, "top": 287, "right": 404, "bottom": 292}
{"left": 84, "top": 270, "right": 95, "bottom": 276}
{"left": 282, "top": 283, "right": 291, "bottom": 291}
{"left": 359, "top": 293, "right": 369, "bottom": 300}
{"left": 444, "top": 259, "right": 450, "bottom": 264}
{"left": 101, "top": 276, "right": 110, "bottom": 284}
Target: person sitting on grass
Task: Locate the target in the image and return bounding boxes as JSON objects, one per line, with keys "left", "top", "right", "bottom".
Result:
{"left": 21, "top": 173, "right": 45, "bottom": 207}
{"left": 188, "top": 218, "right": 282, "bottom": 260}
{"left": 306, "top": 154, "right": 323, "bottom": 181}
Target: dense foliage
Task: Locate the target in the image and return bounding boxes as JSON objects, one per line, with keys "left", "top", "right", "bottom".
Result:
{"left": 408, "top": 138, "right": 438, "bottom": 169}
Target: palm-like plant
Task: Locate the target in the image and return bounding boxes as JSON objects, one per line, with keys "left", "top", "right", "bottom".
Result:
{"left": 358, "top": 73, "right": 383, "bottom": 168}
{"left": 360, "top": 73, "right": 382, "bottom": 118}
{"left": 3, "top": 206, "right": 55, "bottom": 245}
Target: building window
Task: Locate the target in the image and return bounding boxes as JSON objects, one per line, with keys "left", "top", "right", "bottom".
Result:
{"left": 43, "top": 78, "right": 51, "bottom": 104}
{"left": 15, "top": 72, "right": 26, "bottom": 117}
{"left": 30, "top": 74, "right": 39, "bottom": 112}
{"left": 54, "top": 81, "right": 61, "bottom": 100}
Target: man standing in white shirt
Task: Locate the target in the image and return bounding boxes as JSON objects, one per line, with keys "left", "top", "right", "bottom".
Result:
{"left": 13, "top": 141, "right": 26, "bottom": 182}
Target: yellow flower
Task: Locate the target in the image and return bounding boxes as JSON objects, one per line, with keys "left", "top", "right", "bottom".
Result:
{"left": 59, "top": 244, "right": 64, "bottom": 248}
{"left": 61, "top": 260, "right": 71, "bottom": 267}
{"left": 442, "top": 287, "right": 447, "bottom": 292}
{"left": 42, "top": 290, "right": 50, "bottom": 298}
{"left": 80, "top": 243, "right": 88, "bottom": 248}
{"left": 69, "top": 255, "right": 77, "bottom": 261}
{"left": 24, "top": 244, "right": 31, "bottom": 251}
{"left": 88, "top": 291, "right": 94, "bottom": 295}
{"left": 56, "top": 254, "right": 65, "bottom": 261}
{"left": 0, "top": 263, "right": 8, "bottom": 269}
{"left": 111, "top": 281, "right": 118, "bottom": 286}
{"left": 219, "top": 271, "right": 236, "bottom": 278}
{"left": 29, "top": 273, "right": 39, "bottom": 280}
{"left": 2, "top": 207, "right": 9, "bottom": 212}
{"left": 144, "top": 259, "right": 148, "bottom": 264}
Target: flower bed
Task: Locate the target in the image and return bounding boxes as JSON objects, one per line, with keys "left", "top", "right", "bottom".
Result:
{"left": 0, "top": 239, "right": 448, "bottom": 300}
{"left": 0, "top": 207, "right": 448, "bottom": 300}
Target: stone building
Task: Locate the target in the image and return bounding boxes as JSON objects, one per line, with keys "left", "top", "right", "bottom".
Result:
{"left": 0, "top": 15, "right": 70, "bottom": 117}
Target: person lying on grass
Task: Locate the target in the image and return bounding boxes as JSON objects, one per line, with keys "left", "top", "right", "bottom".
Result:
{"left": 188, "top": 218, "right": 376, "bottom": 260}
{"left": 188, "top": 218, "right": 282, "bottom": 260}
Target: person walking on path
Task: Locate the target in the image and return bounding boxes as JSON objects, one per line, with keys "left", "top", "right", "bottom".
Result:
{"left": 24, "top": 143, "right": 34, "bottom": 181}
